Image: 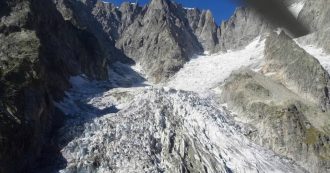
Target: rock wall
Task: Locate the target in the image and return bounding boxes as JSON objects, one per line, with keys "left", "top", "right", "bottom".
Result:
{"left": 298, "top": 0, "right": 330, "bottom": 32}
{"left": 263, "top": 32, "right": 330, "bottom": 111}
{"left": 115, "top": 0, "right": 203, "bottom": 82}
{"left": 220, "top": 33, "right": 330, "bottom": 173}
{"left": 216, "top": 7, "right": 273, "bottom": 51}
{"left": 0, "top": 0, "right": 113, "bottom": 172}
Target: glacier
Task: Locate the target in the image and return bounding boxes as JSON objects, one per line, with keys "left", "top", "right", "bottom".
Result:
{"left": 51, "top": 37, "right": 310, "bottom": 173}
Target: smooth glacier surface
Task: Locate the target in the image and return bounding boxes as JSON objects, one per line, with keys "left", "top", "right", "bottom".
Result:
{"left": 167, "top": 37, "right": 265, "bottom": 93}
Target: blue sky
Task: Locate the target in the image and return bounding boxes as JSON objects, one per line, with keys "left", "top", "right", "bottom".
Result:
{"left": 103, "top": 0, "right": 240, "bottom": 24}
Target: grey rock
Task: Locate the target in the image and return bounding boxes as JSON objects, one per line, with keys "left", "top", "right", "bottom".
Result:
{"left": 296, "top": 27, "right": 330, "bottom": 54}
{"left": 262, "top": 32, "right": 330, "bottom": 111}
{"left": 85, "top": 0, "right": 225, "bottom": 82}
{"left": 298, "top": 0, "right": 330, "bottom": 32}
{"left": 216, "top": 7, "right": 273, "bottom": 52}
{"left": 53, "top": 0, "right": 130, "bottom": 64}
{"left": 91, "top": 1, "right": 142, "bottom": 41}
{"left": 0, "top": 0, "right": 114, "bottom": 172}
{"left": 185, "top": 8, "right": 219, "bottom": 52}
{"left": 115, "top": 0, "right": 203, "bottom": 83}
{"left": 220, "top": 68, "right": 330, "bottom": 173}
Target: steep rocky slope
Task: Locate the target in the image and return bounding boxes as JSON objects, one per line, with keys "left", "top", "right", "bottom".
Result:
{"left": 185, "top": 8, "right": 219, "bottom": 52}
{"left": 219, "top": 32, "right": 330, "bottom": 173}
{"left": 216, "top": 7, "right": 273, "bottom": 51}
{"left": 0, "top": 0, "right": 119, "bottom": 172}
{"left": 215, "top": 1, "right": 330, "bottom": 172}
{"left": 263, "top": 32, "right": 330, "bottom": 111}
{"left": 221, "top": 69, "right": 330, "bottom": 172}
{"left": 73, "top": 0, "right": 224, "bottom": 82}
{"left": 298, "top": 0, "right": 330, "bottom": 32}
{"left": 115, "top": 0, "right": 203, "bottom": 83}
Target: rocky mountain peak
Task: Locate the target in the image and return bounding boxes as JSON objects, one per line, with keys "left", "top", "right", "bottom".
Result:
{"left": 119, "top": 1, "right": 139, "bottom": 11}
{"left": 80, "top": 0, "right": 98, "bottom": 9}
{"left": 204, "top": 9, "right": 213, "bottom": 19}
{"left": 148, "top": 0, "right": 172, "bottom": 10}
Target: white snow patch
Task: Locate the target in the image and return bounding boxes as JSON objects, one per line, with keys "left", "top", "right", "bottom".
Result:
{"left": 289, "top": 2, "right": 305, "bottom": 18}
{"left": 166, "top": 37, "right": 265, "bottom": 93}
{"left": 184, "top": 7, "right": 195, "bottom": 10}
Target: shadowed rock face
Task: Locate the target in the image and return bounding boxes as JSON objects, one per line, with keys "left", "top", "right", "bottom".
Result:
{"left": 0, "top": 0, "right": 113, "bottom": 172}
{"left": 53, "top": 0, "right": 131, "bottom": 64}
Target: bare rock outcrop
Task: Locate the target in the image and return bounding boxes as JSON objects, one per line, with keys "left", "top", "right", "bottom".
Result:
{"left": 0, "top": 0, "right": 115, "bottom": 172}
{"left": 263, "top": 32, "right": 330, "bottom": 111}
{"left": 216, "top": 7, "right": 273, "bottom": 51}
{"left": 115, "top": 0, "right": 203, "bottom": 82}
{"left": 220, "top": 33, "right": 330, "bottom": 173}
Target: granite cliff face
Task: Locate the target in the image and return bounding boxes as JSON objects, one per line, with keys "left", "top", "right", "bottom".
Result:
{"left": 185, "top": 8, "right": 219, "bottom": 52}
{"left": 81, "top": 0, "right": 224, "bottom": 82}
{"left": 298, "top": 0, "right": 330, "bottom": 32}
{"left": 115, "top": 0, "right": 203, "bottom": 82}
{"left": 0, "top": 0, "right": 116, "bottom": 172}
{"left": 216, "top": 7, "right": 273, "bottom": 51}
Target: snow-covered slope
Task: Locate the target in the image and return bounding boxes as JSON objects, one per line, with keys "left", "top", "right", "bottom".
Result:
{"left": 166, "top": 37, "right": 265, "bottom": 93}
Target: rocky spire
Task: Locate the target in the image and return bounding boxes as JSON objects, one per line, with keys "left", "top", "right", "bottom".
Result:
{"left": 148, "top": 0, "right": 171, "bottom": 10}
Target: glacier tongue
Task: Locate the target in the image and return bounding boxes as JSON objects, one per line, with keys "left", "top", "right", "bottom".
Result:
{"left": 57, "top": 84, "right": 306, "bottom": 173}
{"left": 53, "top": 49, "right": 306, "bottom": 172}
{"left": 49, "top": 38, "right": 305, "bottom": 173}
